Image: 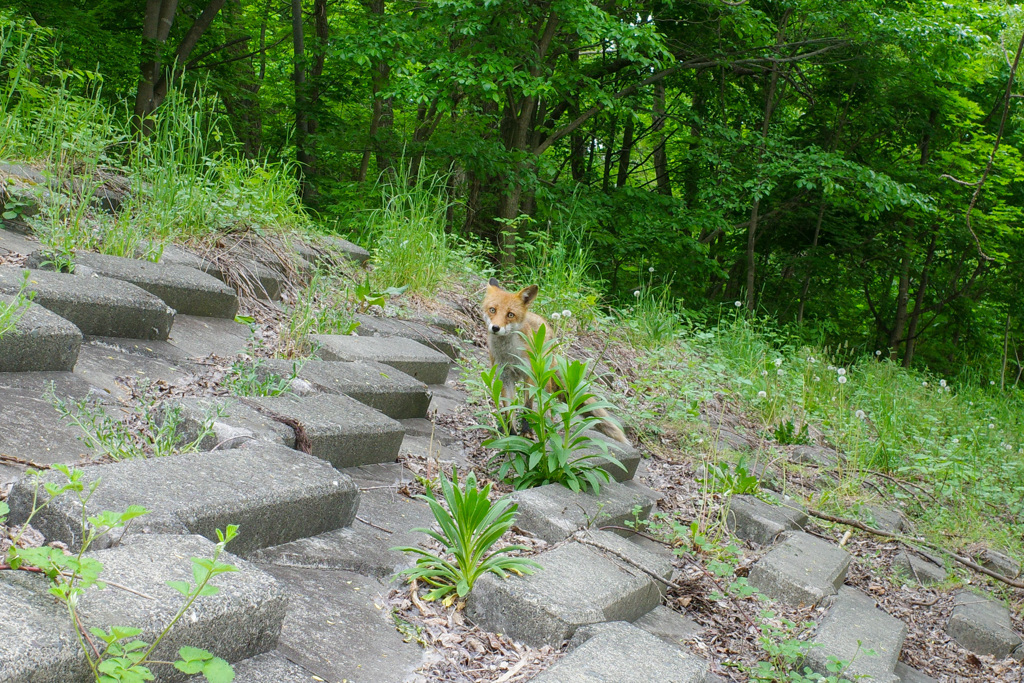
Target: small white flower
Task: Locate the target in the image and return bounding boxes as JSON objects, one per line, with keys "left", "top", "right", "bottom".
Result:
{"left": 945, "top": 386, "right": 951, "bottom": 393}
{"left": 761, "top": 370, "right": 768, "bottom": 377}
{"left": 989, "top": 423, "right": 995, "bottom": 429}
{"left": 952, "top": 438, "right": 959, "bottom": 445}
{"left": 696, "top": 438, "right": 704, "bottom": 444}
{"left": 969, "top": 401, "right": 974, "bottom": 406}
{"left": 648, "top": 266, "right": 655, "bottom": 273}
{"left": 827, "top": 365, "right": 835, "bottom": 371}
{"left": 634, "top": 290, "right": 641, "bottom": 298}
{"left": 774, "top": 358, "right": 784, "bottom": 368}
{"left": 990, "top": 380, "right": 996, "bottom": 385}
{"left": 832, "top": 396, "right": 837, "bottom": 402}
{"left": 838, "top": 376, "right": 848, "bottom": 384}
{"left": 875, "top": 350, "right": 882, "bottom": 356}
{"left": 813, "top": 376, "right": 820, "bottom": 382}
{"left": 757, "top": 391, "right": 767, "bottom": 398}
{"left": 551, "top": 312, "right": 561, "bottom": 320}
{"left": 939, "top": 379, "right": 946, "bottom": 387}
{"left": 922, "top": 381, "right": 928, "bottom": 387}
{"left": 855, "top": 410, "right": 866, "bottom": 420}
{"left": 807, "top": 356, "right": 815, "bottom": 363}
{"left": 837, "top": 368, "right": 846, "bottom": 376}
{"left": 1005, "top": 444, "right": 1014, "bottom": 451}
{"left": 734, "top": 301, "right": 742, "bottom": 307}
{"left": 777, "top": 369, "right": 784, "bottom": 376}
{"left": 562, "top": 309, "right": 571, "bottom": 318}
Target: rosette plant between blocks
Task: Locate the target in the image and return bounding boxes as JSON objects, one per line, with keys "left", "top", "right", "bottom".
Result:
{"left": 392, "top": 469, "right": 542, "bottom": 604}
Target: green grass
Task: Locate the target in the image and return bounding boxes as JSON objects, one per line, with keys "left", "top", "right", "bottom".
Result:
{"left": 0, "top": 269, "right": 31, "bottom": 337}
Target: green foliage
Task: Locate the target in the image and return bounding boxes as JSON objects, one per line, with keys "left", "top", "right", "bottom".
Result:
{"left": 225, "top": 358, "right": 305, "bottom": 397}
{"left": 478, "top": 326, "right": 625, "bottom": 493}
{"left": 3, "top": 465, "right": 237, "bottom": 683}
{"left": 392, "top": 469, "right": 541, "bottom": 603}
{"left": 281, "top": 267, "right": 361, "bottom": 356}
{"left": 700, "top": 459, "right": 760, "bottom": 496}
{"left": 353, "top": 275, "right": 407, "bottom": 313}
{"left": 48, "top": 385, "right": 220, "bottom": 460}
{"left": 770, "top": 419, "right": 811, "bottom": 446}
{"left": 0, "top": 268, "right": 32, "bottom": 338}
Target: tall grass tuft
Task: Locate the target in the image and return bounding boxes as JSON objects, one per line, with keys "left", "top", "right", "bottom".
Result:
{"left": 366, "top": 165, "right": 460, "bottom": 294}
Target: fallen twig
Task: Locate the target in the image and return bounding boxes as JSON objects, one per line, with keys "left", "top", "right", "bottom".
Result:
{"left": 0, "top": 453, "right": 52, "bottom": 469}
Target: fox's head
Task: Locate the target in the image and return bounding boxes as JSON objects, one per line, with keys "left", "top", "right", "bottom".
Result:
{"left": 482, "top": 278, "right": 538, "bottom": 336}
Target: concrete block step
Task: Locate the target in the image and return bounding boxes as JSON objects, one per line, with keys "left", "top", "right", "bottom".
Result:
{"left": 29, "top": 250, "right": 239, "bottom": 318}
{"left": 73, "top": 340, "right": 190, "bottom": 401}
{"left": 633, "top": 605, "right": 703, "bottom": 648}
{"left": 510, "top": 480, "right": 658, "bottom": 543}
{"left": 465, "top": 530, "right": 670, "bottom": 647}
{"left": 313, "top": 334, "right": 450, "bottom": 385}
{"left": 193, "top": 652, "right": 313, "bottom": 682}
{"left": 0, "top": 534, "right": 286, "bottom": 682}
{"left": 88, "top": 314, "right": 253, "bottom": 363}
{"left": 250, "top": 483, "right": 434, "bottom": 580}
{"left": 946, "top": 589, "right": 1021, "bottom": 659}
{"left": 253, "top": 358, "right": 430, "bottom": 419}
{"left": 530, "top": 621, "right": 708, "bottom": 683}
{"left": 0, "top": 295, "right": 81, "bottom": 372}
{"left": 0, "top": 267, "right": 174, "bottom": 339}
{"left": 805, "top": 587, "right": 907, "bottom": 683}
{"left": 727, "top": 494, "right": 807, "bottom": 546}
{"left": 158, "top": 245, "right": 284, "bottom": 301}
{"left": 315, "top": 234, "right": 370, "bottom": 265}
{"left": 260, "top": 566, "right": 427, "bottom": 683}
{"left": 895, "top": 662, "right": 938, "bottom": 683}
{"left": 748, "top": 531, "right": 850, "bottom": 607}
{"left": 354, "top": 313, "right": 461, "bottom": 360}
{"left": 162, "top": 396, "right": 297, "bottom": 451}
{"left": 6, "top": 442, "right": 359, "bottom": 556}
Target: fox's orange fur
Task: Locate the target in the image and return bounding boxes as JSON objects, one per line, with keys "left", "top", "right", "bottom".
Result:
{"left": 482, "top": 278, "right": 629, "bottom": 444}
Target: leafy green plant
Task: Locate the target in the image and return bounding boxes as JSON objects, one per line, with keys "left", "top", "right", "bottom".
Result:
{"left": 2, "top": 465, "right": 236, "bottom": 683}
{"left": 281, "top": 267, "right": 360, "bottom": 355}
{"left": 225, "top": 358, "right": 305, "bottom": 397}
{"left": 0, "top": 268, "right": 32, "bottom": 338}
{"left": 392, "top": 469, "right": 541, "bottom": 604}
{"left": 478, "top": 326, "right": 626, "bottom": 493}
{"left": 48, "top": 385, "right": 219, "bottom": 460}
{"left": 354, "top": 275, "right": 407, "bottom": 313}
{"left": 699, "top": 458, "right": 760, "bottom": 496}
{"left": 771, "top": 419, "right": 811, "bottom": 445}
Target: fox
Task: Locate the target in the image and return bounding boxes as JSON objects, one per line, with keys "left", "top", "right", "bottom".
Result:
{"left": 482, "top": 278, "right": 629, "bottom": 444}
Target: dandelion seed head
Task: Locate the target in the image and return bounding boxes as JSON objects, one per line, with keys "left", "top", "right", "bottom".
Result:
{"left": 774, "top": 358, "right": 784, "bottom": 368}
{"left": 757, "top": 390, "right": 767, "bottom": 399}
{"left": 648, "top": 266, "right": 655, "bottom": 273}
{"left": 838, "top": 376, "right": 848, "bottom": 384}
{"left": 562, "top": 309, "right": 572, "bottom": 318}
{"left": 837, "top": 368, "right": 846, "bottom": 376}
{"left": 551, "top": 312, "right": 561, "bottom": 320}
{"left": 634, "top": 290, "right": 641, "bottom": 298}
{"left": 734, "top": 301, "right": 742, "bottom": 308}
{"left": 855, "top": 410, "right": 866, "bottom": 420}
{"left": 875, "top": 350, "right": 882, "bottom": 356}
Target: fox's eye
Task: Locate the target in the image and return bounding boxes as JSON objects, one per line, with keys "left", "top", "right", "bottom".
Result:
{"left": 488, "top": 307, "right": 496, "bottom": 314}
{"left": 507, "top": 311, "right": 515, "bottom": 319}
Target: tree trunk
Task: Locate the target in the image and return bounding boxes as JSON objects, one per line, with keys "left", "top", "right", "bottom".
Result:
{"left": 652, "top": 81, "right": 671, "bottom": 196}
{"left": 889, "top": 254, "right": 911, "bottom": 358}
{"left": 602, "top": 115, "right": 617, "bottom": 192}
{"left": 743, "top": 9, "right": 790, "bottom": 311}
{"left": 291, "top": 0, "right": 312, "bottom": 200}
{"left": 150, "top": 0, "right": 228, "bottom": 110}
{"left": 903, "top": 235, "right": 936, "bottom": 367}
{"left": 221, "top": 0, "right": 261, "bottom": 157}
{"left": 616, "top": 113, "right": 634, "bottom": 188}
{"left": 797, "top": 200, "right": 826, "bottom": 324}
{"left": 133, "top": 0, "right": 178, "bottom": 134}
{"left": 1001, "top": 309, "right": 1012, "bottom": 390}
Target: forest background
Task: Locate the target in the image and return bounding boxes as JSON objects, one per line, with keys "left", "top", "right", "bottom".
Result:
{"left": 6, "top": 0, "right": 1024, "bottom": 379}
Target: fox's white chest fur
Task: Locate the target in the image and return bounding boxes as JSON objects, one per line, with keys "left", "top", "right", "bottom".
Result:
{"left": 487, "top": 327, "right": 528, "bottom": 382}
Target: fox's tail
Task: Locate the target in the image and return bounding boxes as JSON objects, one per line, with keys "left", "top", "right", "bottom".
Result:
{"left": 583, "top": 398, "right": 630, "bottom": 444}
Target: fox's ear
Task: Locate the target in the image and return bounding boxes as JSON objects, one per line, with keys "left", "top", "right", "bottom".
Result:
{"left": 488, "top": 277, "right": 501, "bottom": 289}
{"left": 519, "top": 285, "right": 539, "bottom": 306}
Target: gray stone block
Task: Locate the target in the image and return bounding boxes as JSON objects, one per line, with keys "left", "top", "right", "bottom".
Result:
{"left": 531, "top": 621, "right": 708, "bottom": 683}
{"left": 161, "top": 396, "right": 296, "bottom": 451}
{"left": 6, "top": 443, "right": 359, "bottom": 556}
{"left": 946, "top": 590, "right": 1021, "bottom": 658}
{"left": 805, "top": 587, "right": 906, "bottom": 683}
{"left": 249, "top": 393, "right": 405, "bottom": 469}
{"left": 0, "top": 534, "right": 286, "bottom": 682}
{"left": 167, "top": 314, "right": 252, "bottom": 358}
{"left": 30, "top": 251, "right": 240, "bottom": 318}
{"left": 790, "top": 444, "right": 840, "bottom": 467}
{"left": 862, "top": 504, "right": 909, "bottom": 534}
{"left": 313, "top": 334, "right": 451, "bottom": 385}
{"left": 748, "top": 531, "right": 850, "bottom": 607}
{"left": 354, "top": 313, "right": 460, "bottom": 359}
{"left": 893, "top": 551, "right": 947, "bottom": 585}
{"left": 198, "top": 652, "right": 313, "bottom": 683}
{"left": 894, "top": 662, "right": 938, "bottom": 683}
{"left": 158, "top": 245, "right": 283, "bottom": 301}
{"left": 72, "top": 340, "right": 189, "bottom": 401}
{"left": 317, "top": 234, "right": 370, "bottom": 264}
{"left": 0, "top": 225, "right": 39, "bottom": 254}
{"left": 0, "top": 162, "right": 48, "bottom": 219}
{"left": 510, "top": 480, "right": 657, "bottom": 543}
{"left": 977, "top": 548, "right": 1021, "bottom": 579}
{"left": 633, "top": 605, "right": 702, "bottom": 647}
{"left": 465, "top": 538, "right": 664, "bottom": 647}
{"left": 727, "top": 494, "right": 807, "bottom": 545}
{"left": 0, "top": 267, "right": 174, "bottom": 339}
{"left": 254, "top": 358, "right": 430, "bottom": 419}
{"left": 262, "top": 566, "right": 427, "bottom": 683}
{"left": 250, "top": 486, "right": 434, "bottom": 580}
{"left": 0, "top": 295, "right": 81, "bottom": 371}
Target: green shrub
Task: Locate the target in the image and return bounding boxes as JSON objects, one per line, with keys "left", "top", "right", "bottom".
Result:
{"left": 478, "top": 326, "right": 625, "bottom": 493}
{"left": 393, "top": 469, "right": 541, "bottom": 603}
